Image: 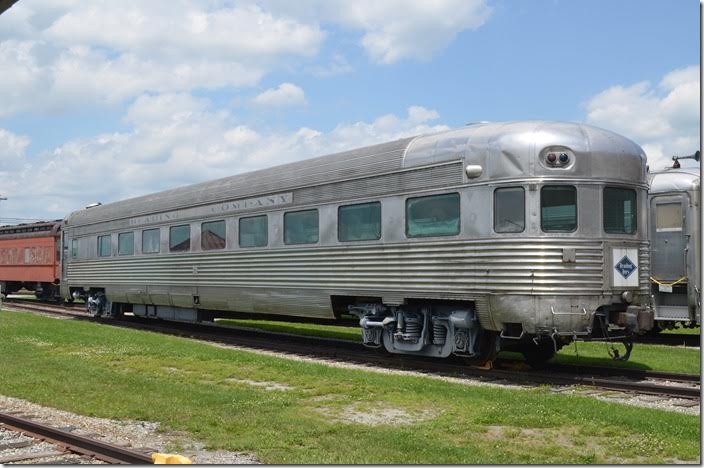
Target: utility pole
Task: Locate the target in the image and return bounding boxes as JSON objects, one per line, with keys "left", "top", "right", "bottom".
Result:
{"left": 0, "top": 195, "right": 4, "bottom": 307}
{"left": 0, "top": 195, "right": 6, "bottom": 223}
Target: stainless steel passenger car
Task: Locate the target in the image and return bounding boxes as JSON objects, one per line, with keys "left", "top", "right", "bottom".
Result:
{"left": 648, "top": 168, "right": 700, "bottom": 328}
{"left": 61, "top": 121, "right": 654, "bottom": 363}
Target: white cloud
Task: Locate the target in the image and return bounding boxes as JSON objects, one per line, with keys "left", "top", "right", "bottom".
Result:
{"left": 0, "top": 100, "right": 448, "bottom": 221}
{"left": 252, "top": 83, "right": 307, "bottom": 108}
{"left": 0, "top": 1, "right": 324, "bottom": 115}
{"left": 262, "top": 0, "right": 491, "bottom": 64}
{"left": 585, "top": 65, "right": 700, "bottom": 170}
{"left": 0, "top": 0, "right": 492, "bottom": 116}
{"left": 408, "top": 105, "right": 440, "bottom": 123}
{"left": 0, "top": 128, "right": 29, "bottom": 166}
{"left": 309, "top": 53, "right": 353, "bottom": 77}
{"left": 44, "top": 3, "right": 324, "bottom": 60}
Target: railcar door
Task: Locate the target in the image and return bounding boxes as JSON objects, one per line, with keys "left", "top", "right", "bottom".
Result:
{"left": 650, "top": 194, "right": 690, "bottom": 321}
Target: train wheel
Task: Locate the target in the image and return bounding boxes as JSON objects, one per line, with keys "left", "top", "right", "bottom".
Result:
{"left": 521, "top": 339, "right": 556, "bottom": 368}
{"left": 472, "top": 331, "right": 499, "bottom": 367}
{"left": 86, "top": 292, "right": 107, "bottom": 317}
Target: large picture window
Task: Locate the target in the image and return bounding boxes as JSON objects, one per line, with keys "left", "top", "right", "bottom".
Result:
{"left": 201, "top": 220, "right": 226, "bottom": 250}
{"left": 169, "top": 225, "right": 191, "bottom": 252}
{"left": 97, "top": 235, "right": 111, "bottom": 257}
{"left": 142, "top": 228, "right": 160, "bottom": 254}
{"left": 118, "top": 232, "right": 134, "bottom": 255}
{"left": 338, "top": 202, "right": 381, "bottom": 242}
{"left": 541, "top": 186, "right": 577, "bottom": 232}
{"left": 494, "top": 187, "right": 525, "bottom": 233}
{"left": 284, "top": 209, "right": 319, "bottom": 245}
{"left": 406, "top": 193, "right": 460, "bottom": 238}
{"left": 603, "top": 187, "right": 637, "bottom": 234}
{"left": 239, "top": 215, "right": 268, "bottom": 248}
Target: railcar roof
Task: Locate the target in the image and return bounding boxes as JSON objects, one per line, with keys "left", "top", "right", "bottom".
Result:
{"left": 649, "top": 168, "right": 701, "bottom": 194}
{"left": 66, "top": 120, "right": 646, "bottom": 227}
{"left": 0, "top": 220, "right": 62, "bottom": 238}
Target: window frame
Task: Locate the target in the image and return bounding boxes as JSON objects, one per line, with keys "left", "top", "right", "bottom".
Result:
{"left": 655, "top": 199, "right": 683, "bottom": 232}
{"left": 238, "top": 214, "right": 268, "bottom": 248}
{"left": 169, "top": 224, "right": 191, "bottom": 253}
{"left": 603, "top": 186, "right": 637, "bottom": 235}
{"left": 141, "top": 228, "right": 161, "bottom": 254}
{"left": 97, "top": 234, "right": 112, "bottom": 257}
{"left": 338, "top": 201, "right": 382, "bottom": 242}
{"left": 540, "top": 185, "right": 578, "bottom": 233}
{"left": 201, "top": 220, "right": 227, "bottom": 251}
{"left": 493, "top": 186, "right": 526, "bottom": 234}
{"left": 71, "top": 239, "right": 78, "bottom": 259}
{"left": 118, "top": 232, "right": 135, "bottom": 256}
{"left": 284, "top": 209, "right": 319, "bottom": 245}
{"left": 405, "top": 192, "right": 461, "bottom": 239}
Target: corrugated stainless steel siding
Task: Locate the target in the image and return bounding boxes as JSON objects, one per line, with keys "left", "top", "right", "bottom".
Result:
{"left": 294, "top": 162, "right": 463, "bottom": 205}
{"left": 66, "top": 238, "right": 629, "bottom": 296}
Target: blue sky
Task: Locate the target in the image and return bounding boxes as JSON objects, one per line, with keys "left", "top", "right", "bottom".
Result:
{"left": 0, "top": 0, "right": 699, "bottom": 222}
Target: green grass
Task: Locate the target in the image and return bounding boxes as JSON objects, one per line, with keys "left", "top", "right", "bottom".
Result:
{"left": 0, "top": 309, "right": 699, "bottom": 464}
{"left": 217, "top": 318, "right": 700, "bottom": 375}
{"left": 216, "top": 318, "right": 362, "bottom": 341}
{"left": 552, "top": 340, "right": 700, "bottom": 375}
{"left": 662, "top": 326, "right": 700, "bottom": 335}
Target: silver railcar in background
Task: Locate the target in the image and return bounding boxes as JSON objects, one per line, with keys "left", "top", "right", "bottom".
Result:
{"left": 61, "top": 121, "right": 654, "bottom": 364}
{"left": 648, "top": 166, "right": 700, "bottom": 329}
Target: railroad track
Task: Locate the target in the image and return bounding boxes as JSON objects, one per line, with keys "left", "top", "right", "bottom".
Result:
{"left": 3, "top": 299, "right": 701, "bottom": 401}
{"left": 0, "top": 411, "right": 153, "bottom": 464}
{"left": 9, "top": 296, "right": 701, "bottom": 347}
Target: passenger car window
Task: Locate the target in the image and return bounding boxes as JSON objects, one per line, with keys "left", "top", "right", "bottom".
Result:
{"left": 494, "top": 187, "right": 525, "bottom": 233}
{"left": 71, "top": 239, "right": 78, "bottom": 258}
{"left": 406, "top": 193, "right": 460, "bottom": 238}
{"left": 239, "top": 215, "right": 268, "bottom": 248}
{"left": 339, "top": 202, "right": 381, "bottom": 241}
{"left": 169, "top": 225, "right": 191, "bottom": 252}
{"left": 118, "top": 232, "right": 134, "bottom": 255}
{"left": 541, "top": 186, "right": 577, "bottom": 232}
{"left": 202, "top": 220, "right": 226, "bottom": 250}
{"left": 603, "top": 187, "right": 636, "bottom": 234}
{"left": 142, "top": 228, "right": 160, "bottom": 254}
{"left": 97, "top": 235, "right": 111, "bottom": 257}
{"left": 284, "top": 209, "right": 319, "bottom": 245}
{"left": 656, "top": 202, "right": 682, "bottom": 231}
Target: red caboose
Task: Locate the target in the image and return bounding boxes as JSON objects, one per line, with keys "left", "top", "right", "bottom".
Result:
{"left": 0, "top": 221, "right": 62, "bottom": 299}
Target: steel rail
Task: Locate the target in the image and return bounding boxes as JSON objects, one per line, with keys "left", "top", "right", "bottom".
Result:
{"left": 4, "top": 300, "right": 701, "bottom": 400}
{"left": 0, "top": 412, "right": 153, "bottom": 464}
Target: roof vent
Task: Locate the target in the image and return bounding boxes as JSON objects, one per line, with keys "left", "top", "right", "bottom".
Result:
{"left": 85, "top": 202, "right": 102, "bottom": 209}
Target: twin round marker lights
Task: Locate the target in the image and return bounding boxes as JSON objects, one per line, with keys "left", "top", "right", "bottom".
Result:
{"left": 546, "top": 152, "right": 569, "bottom": 166}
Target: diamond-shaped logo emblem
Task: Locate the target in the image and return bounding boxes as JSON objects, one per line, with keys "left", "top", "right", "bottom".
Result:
{"left": 615, "top": 255, "right": 637, "bottom": 279}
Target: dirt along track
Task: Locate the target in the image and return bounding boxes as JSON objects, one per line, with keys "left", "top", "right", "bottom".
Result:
{"left": 3, "top": 297, "right": 700, "bottom": 402}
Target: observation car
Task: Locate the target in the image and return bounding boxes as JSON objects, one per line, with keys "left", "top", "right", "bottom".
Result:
{"left": 0, "top": 221, "right": 62, "bottom": 300}
{"left": 60, "top": 121, "right": 654, "bottom": 364}
{"left": 648, "top": 167, "right": 700, "bottom": 329}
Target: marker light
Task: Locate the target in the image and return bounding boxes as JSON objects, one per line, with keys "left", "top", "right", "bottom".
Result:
{"left": 542, "top": 147, "right": 573, "bottom": 168}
